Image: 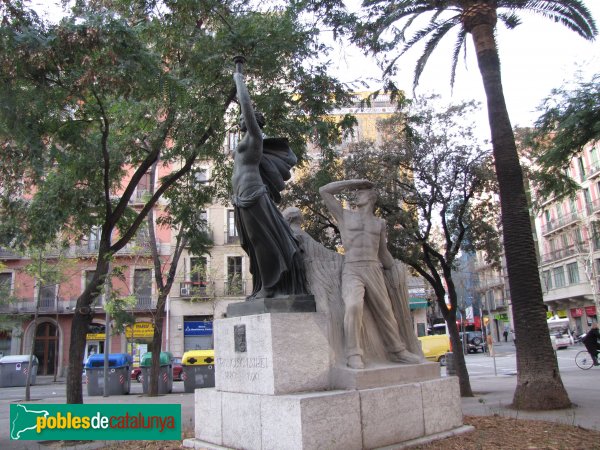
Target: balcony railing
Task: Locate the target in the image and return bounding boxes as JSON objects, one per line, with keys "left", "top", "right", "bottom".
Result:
{"left": 224, "top": 279, "right": 246, "bottom": 296}
{"left": 586, "top": 160, "right": 600, "bottom": 179}
{"left": 0, "top": 247, "right": 22, "bottom": 259}
{"left": 540, "top": 243, "right": 584, "bottom": 265}
{"left": 133, "top": 296, "right": 156, "bottom": 310}
{"left": 0, "top": 297, "right": 79, "bottom": 314}
{"left": 541, "top": 210, "right": 581, "bottom": 235}
{"left": 179, "top": 281, "right": 213, "bottom": 298}
{"left": 224, "top": 232, "right": 240, "bottom": 245}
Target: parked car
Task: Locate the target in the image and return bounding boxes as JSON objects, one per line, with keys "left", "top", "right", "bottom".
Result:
{"left": 459, "top": 331, "right": 486, "bottom": 353}
{"left": 131, "top": 357, "right": 183, "bottom": 382}
{"left": 418, "top": 334, "right": 451, "bottom": 365}
{"left": 550, "top": 331, "right": 572, "bottom": 350}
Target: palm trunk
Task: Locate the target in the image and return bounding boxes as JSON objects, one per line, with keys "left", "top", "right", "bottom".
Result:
{"left": 469, "top": 22, "right": 570, "bottom": 409}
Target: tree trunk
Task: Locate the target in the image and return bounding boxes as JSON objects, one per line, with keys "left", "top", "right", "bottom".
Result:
{"left": 66, "top": 258, "right": 110, "bottom": 404}
{"left": 149, "top": 298, "right": 166, "bottom": 397}
{"left": 440, "top": 293, "right": 473, "bottom": 397}
{"left": 470, "top": 22, "right": 570, "bottom": 410}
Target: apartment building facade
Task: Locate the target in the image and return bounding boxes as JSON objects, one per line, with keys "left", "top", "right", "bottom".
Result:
{"left": 536, "top": 141, "right": 600, "bottom": 335}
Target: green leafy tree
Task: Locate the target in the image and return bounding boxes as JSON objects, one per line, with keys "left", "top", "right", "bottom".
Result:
{"left": 526, "top": 74, "right": 600, "bottom": 202}
{"left": 344, "top": 0, "right": 597, "bottom": 410}
{"left": 291, "top": 98, "right": 500, "bottom": 397}
{"left": 0, "top": 0, "right": 352, "bottom": 403}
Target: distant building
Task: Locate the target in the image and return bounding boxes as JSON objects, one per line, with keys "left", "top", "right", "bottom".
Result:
{"left": 534, "top": 141, "right": 600, "bottom": 335}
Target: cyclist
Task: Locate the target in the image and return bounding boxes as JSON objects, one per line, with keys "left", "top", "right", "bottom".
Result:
{"left": 582, "top": 322, "right": 600, "bottom": 366}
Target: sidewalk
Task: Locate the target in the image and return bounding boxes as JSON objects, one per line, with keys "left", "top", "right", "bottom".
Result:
{"left": 461, "top": 341, "right": 600, "bottom": 432}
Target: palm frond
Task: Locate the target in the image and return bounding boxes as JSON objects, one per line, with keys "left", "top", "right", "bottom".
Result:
{"left": 413, "top": 20, "right": 460, "bottom": 91}
{"left": 449, "top": 28, "right": 467, "bottom": 89}
{"left": 521, "top": 0, "right": 597, "bottom": 39}
{"left": 497, "top": 11, "right": 522, "bottom": 29}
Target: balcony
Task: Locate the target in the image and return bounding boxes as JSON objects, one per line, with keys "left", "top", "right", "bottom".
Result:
{"left": 223, "top": 279, "right": 247, "bottom": 297}
{"left": 224, "top": 232, "right": 240, "bottom": 245}
{"left": 0, "top": 247, "right": 21, "bottom": 260}
{"left": 541, "top": 210, "right": 581, "bottom": 235}
{"left": 132, "top": 296, "right": 156, "bottom": 310}
{"left": 586, "top": 160, "right": 600, "bottom": 180}
{"left": 129, "top": 189, "right": 149, "bottom": 205}
{"left": 180, "top": 281, "right": 213, "bottom": 298}
{"left": 0, "top": 297, "right": 79, "bottom": 314}
{"left": 540, "top": 244, "right": 583, "bottom": 265}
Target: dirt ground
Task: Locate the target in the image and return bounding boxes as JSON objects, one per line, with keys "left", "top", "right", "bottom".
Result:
{"left": 93, "top": 415, "right": 600, "bottom": 449}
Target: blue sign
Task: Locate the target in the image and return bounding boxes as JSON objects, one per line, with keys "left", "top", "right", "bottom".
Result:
{"left": 184, "top": 321, "right": 213, "bottom": 336}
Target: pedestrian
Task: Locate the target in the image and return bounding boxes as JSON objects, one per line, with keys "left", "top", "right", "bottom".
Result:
{"left": 503, "top": 329, "right": 508, "bottom": 342}
{"left": 582, "top": 323, "right": 600, "bottom": 366}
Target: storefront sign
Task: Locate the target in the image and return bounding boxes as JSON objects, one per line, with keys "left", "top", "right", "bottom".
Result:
{"left": 85, "top": 333, "right": 105, "bottom": 340}
{"left": 184, "top": 321, "right": 213, "bottom": 336}
{"left": 570, "top": 308, "right": 583, "bottom": 318}
{"left": 585, "top": 306, "right": 597, "bottom": 317}
{"left": 125, "top": 322, "right": 154, "bottom": 338}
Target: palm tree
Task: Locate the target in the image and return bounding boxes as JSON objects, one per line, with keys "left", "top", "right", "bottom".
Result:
{"left": 356, "top": 0, "right": 597, "bottom": 410}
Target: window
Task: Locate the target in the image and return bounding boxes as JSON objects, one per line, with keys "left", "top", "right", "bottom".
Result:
{"left": 226, "top": 210, "right": 238, "bottom": 244}
{"left": 134, "top": 269, "right": 152, "bottom": 308}
{"left": 227, "top": 131, "right": 240, "bottom": 152}
{"left": 194, "top": 169, "right": 208, "bottom": 185}
{"left": 85, "top": 270, "right": 101, "bottom": 303}
{"left": 544, "top": 210, "right": 551, "bottom": 226}
{"left": 584, "top": 188, "right": 592, "bottom": 212}
{"left": 567, "top": 262, "right": 579, "bottom": 284}
{"left": 593, "top": 222, "right": 600, "bottom": 250}
{"left": 0, "top": 272, "right": 12, "bottom": 296}
{"left": 88, "top": 226, "right": 101, "bottom": 251}
{"left": 39, "top": 283, "right": 57, "bottom": 308}
{"left": 578, "top": 156, "right": 586, "bottom": 180}
{"left": 189, "top": 257, "right": 208, "bottom": 296}
{"left": 226, "top": 256, "right": 243, "bottom": 295}
{"left": 542, "top": 270, "right": 552, "bottom": 290}
{"left": 553, "top": 267, "right": 566, "bottom": 288}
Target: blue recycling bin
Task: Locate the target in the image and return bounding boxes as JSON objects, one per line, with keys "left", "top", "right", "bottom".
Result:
{"left": 84, "top": 353, "right": 132, "bottom": 396}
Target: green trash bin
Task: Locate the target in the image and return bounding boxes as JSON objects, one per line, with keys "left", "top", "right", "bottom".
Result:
{"left": 140, "top": 352, "right": 173, "bottom": 394}
{"left": 0, "top": 355, "right": 38, "bottom": 387}
{"left": 84, "top": 353, "right": 132, "bottom": 396}
{"left": 182, "top": 350, "right": 215, "bottom": 393}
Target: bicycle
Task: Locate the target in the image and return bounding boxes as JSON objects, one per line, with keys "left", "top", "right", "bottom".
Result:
{"left": 575, "top": 350, "right": 598, "bottom": 370}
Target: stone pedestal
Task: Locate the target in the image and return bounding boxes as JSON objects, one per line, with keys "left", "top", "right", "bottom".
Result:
{"left": 184, "top": 312, "right": 469, "bottom": 450}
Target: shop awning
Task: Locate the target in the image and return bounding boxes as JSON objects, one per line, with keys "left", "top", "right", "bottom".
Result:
{"left": 409, "top": 298, "right": 428, "bottom": 310}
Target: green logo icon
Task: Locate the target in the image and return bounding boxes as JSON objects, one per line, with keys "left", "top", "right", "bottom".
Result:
{"left": 10, "top": 404, "right": 181, "bottom": 440}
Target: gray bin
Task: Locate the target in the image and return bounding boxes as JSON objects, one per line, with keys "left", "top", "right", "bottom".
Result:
{"left": 85, "top": 354, "right": 131, "bottom": 396}
{"left": 182, "top": 365, "right": 215, "bottom": 393}
{"left": 0, "top": 355, "right": 38, "bottom": 387}
{"left": 141, "top": 365, "right": 173, "bottom": 394}
{"left": 140, "top": 352, "right": 173, "bottom": 394}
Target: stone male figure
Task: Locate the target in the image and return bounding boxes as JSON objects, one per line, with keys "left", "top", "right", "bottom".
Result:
{"left": 320, "top": 179, "right": 422, "bottom": 369}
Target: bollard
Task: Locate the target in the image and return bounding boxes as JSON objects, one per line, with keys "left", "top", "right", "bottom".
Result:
{"left": 445, "top": 352, "right": 456, "bottom": 376}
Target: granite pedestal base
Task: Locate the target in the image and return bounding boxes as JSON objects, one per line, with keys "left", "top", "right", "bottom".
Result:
{"left": 184, "top": 377, "right": 464, "bottom": 450}
{"left": 185, "top": 312, "right": 466, "bottom": 449}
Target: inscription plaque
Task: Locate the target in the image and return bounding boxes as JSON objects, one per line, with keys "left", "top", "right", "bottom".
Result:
{"left": 234, "top": 324, "right": 247, "bottom": 353}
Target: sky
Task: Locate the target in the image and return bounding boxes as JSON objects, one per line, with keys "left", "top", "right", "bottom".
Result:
{"left": 331, "top": 1, "right": 600, "bottom": 130}
{"left": 33, "top": 0, "right": 600, "bottom": 131}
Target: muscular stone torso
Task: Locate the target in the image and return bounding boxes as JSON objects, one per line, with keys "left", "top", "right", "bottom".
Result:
{"left": 341, "top": 210, "right": 382, "bottom": 263}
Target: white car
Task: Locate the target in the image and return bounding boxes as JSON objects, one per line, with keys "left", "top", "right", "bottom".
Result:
{"left": 550, "top": 331, "right": 572, "bottom": 349}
